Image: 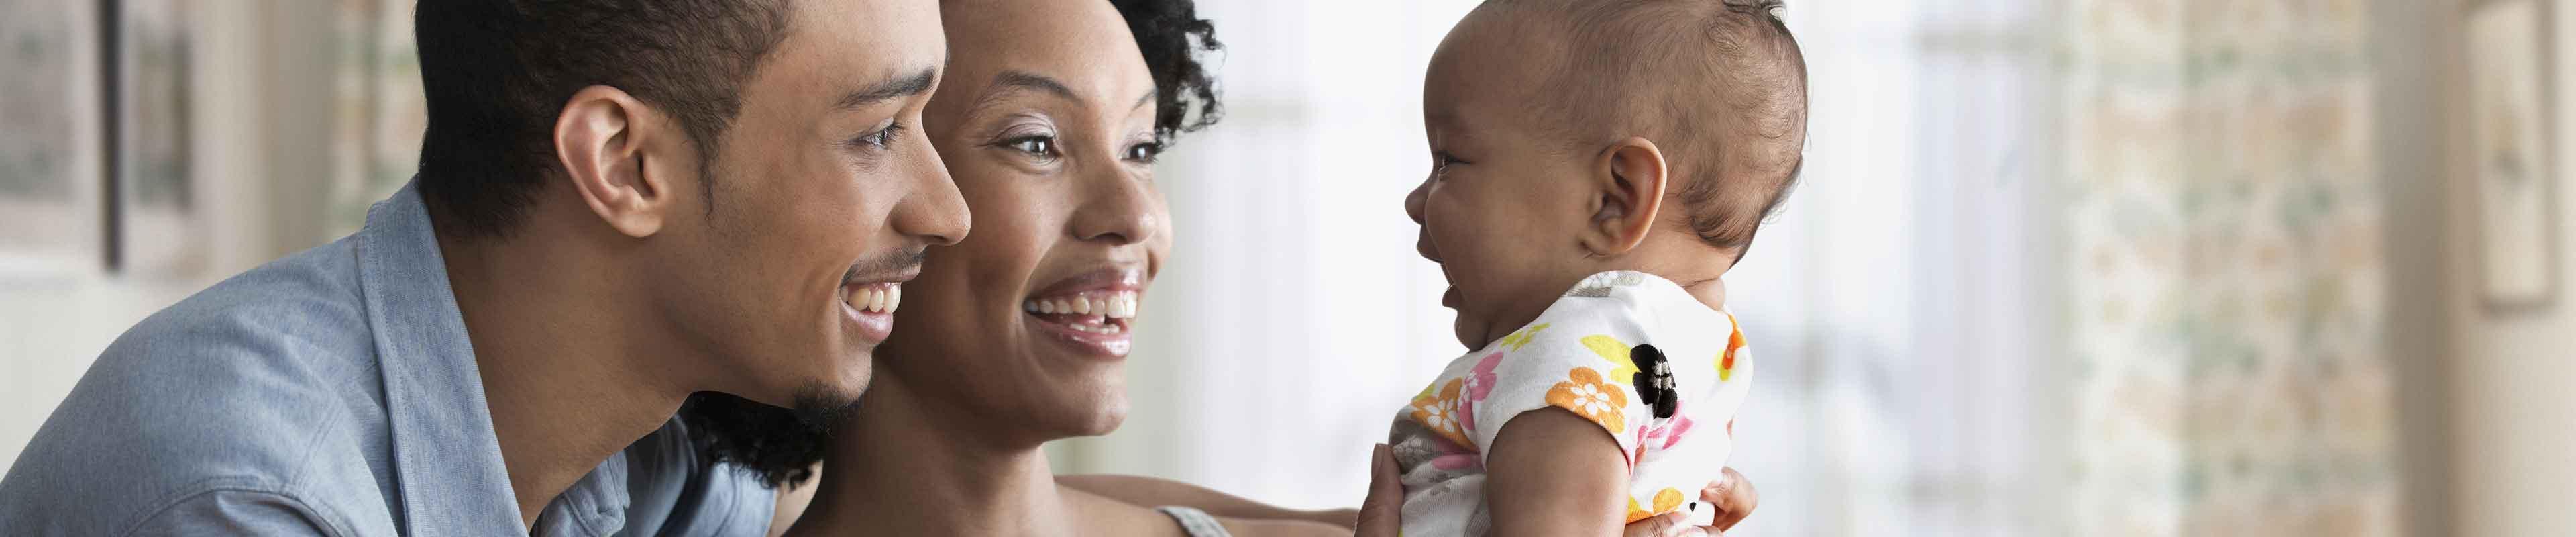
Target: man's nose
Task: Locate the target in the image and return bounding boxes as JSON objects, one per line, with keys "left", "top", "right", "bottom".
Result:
{"left": 894, "top": 130, "right": 969, "bottom": 246}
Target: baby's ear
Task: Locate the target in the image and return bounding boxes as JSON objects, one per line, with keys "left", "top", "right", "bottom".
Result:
{"left": 1582, "top": 137, "right": 1668, "bottom": 256}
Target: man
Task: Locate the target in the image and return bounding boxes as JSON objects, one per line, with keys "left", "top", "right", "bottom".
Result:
{"left": 0, "top": 0, "right": 957, "bottom": 534}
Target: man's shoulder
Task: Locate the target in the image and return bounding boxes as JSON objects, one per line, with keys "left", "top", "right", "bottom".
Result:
{"left": 0, "top": 238, "right": 400, "bottom": 534}
{"left": 74, "top": 238, "right": 384, "bottom": 434}
{"left": 137, "top": 238, "right": 372, "bottom": 350}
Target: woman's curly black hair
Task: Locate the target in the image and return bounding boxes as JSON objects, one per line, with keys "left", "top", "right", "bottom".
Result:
{"left": 1112, "top": 0, "right": 1225, "bottom": 144}
{"left": 680, "top": 0, "right": 1224, "bottom": 490}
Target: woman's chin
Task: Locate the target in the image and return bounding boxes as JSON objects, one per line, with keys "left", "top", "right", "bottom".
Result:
{"left": 1037, "top": 393, "right": 1129, "bottom": 438}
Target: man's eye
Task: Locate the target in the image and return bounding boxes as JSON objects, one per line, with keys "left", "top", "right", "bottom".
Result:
{"left": 853, "top": 122, "right": 905, "bottom": 150}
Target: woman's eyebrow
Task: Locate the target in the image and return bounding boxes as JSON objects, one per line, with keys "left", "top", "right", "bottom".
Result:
{"left": 1131, "top": 89, "right": 1156, "bottom": 111}
{"left": 988, "top": 70, "right": 1078, "bottom": 101}
{"left": 960, "top": 70, "right": 1079, "bottom": 122}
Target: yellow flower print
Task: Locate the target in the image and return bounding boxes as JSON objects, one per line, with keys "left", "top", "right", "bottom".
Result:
{"left": 1623, "top": 487, "right": 1690, "bottom": 522}
{"left": 1544, "top": 367, "right": 1627, "bottom": 432}
{"left": 1498, "top": 323, "right": 1550, "bottom": 352}
{"left": 1580, "top": 334, "right": 1640, "bottom": 381}
{"left": 1407, "top": 379, "right": 1472, "bottom": 448}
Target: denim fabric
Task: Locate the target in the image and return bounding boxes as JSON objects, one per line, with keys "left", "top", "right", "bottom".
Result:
{"left": 0, "top": 182, "right": 773, "bottom": 536}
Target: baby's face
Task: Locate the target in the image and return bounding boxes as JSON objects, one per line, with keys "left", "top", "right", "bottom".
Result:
{"left": 1406, "top": 9, "right": 1601, "bottom": 349}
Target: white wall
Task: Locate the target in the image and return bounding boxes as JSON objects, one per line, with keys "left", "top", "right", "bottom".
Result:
{"left": 2439, "top": 2, "right": 2576, "bottom": 534}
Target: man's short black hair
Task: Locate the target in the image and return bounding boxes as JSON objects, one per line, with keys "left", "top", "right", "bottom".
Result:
{"left": 413, "top": 0, "right": 790, "bottom": 238}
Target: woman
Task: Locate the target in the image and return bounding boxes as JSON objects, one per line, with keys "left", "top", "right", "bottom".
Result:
{"left": 685, "top": 0, "right": 1757, "bottom": 534}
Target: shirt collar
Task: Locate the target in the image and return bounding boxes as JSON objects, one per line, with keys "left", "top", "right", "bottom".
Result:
{"left": 356, "top": 180, "right": 629, "bottom": 536}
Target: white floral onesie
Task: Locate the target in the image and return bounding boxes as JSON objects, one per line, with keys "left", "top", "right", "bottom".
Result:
{"left": 1389, "top": 270, "right": 1752, "bottom": 536}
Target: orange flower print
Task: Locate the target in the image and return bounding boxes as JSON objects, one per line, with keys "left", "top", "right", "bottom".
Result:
{"left": 1407, "top": 379, "right": 1472, "bottom": 448}
{"left": 1580, "top": 335, "right": 1640, "bottom": 381}
{"left": 1623, "top": 487, "right": 1690, "bottom": 522}
{"left": 1545, "top": 367, "right": 1628, "bottom": 432}
{"left": 1721, "top": 314, "right": 1746, "bottom": 381}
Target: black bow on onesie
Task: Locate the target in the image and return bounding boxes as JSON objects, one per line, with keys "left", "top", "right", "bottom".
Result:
{"left": 1630, "top": 344, "right": 1679, "bottom": 419}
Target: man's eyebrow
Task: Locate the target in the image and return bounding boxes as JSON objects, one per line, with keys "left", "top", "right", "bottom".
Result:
{"left": 1131, "top": 89, "right": 1157, "bottom": 111}
{"left": 834, "top": 66, "right": 941, "bottom": 110}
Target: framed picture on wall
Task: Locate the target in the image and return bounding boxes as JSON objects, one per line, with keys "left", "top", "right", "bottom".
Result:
{"left": 115, "top": 0, "right": 208, "bottom": 278}
{"left": 0, "top": 0, "right": 105, "bottom": 276}
{"left": 2467, "top": 0, "right": 2562, "bottom": 312}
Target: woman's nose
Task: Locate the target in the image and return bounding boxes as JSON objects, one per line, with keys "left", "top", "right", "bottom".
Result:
{"left": 1070, "top": 168, "right": 1160, "bottom": 246}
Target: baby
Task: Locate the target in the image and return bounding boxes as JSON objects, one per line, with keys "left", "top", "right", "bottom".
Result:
{"left": 1389, "top": 0, "right": 1808, "bottom": 534}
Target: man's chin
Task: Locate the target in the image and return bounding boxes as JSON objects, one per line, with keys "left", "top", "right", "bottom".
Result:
{"left": 788, "top": 381, "right": 863, "bottom": 430}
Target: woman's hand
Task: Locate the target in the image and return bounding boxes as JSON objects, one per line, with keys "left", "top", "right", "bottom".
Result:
{"left": 1354, "top": 444, "right": 1405, "bottom": 536}
{"left": 1352, "top": 444, "right": 1760, "bottom": 536}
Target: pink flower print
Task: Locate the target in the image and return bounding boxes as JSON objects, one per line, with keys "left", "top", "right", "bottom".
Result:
{"left": 1456, "top": 352, "right": 1504, "bottom": 432}
{"left": 1631, "top": 401, "right": 1695, "bottom": 463}
{"left": 1430, "top": 453, "right": 1480, "bottom": 471}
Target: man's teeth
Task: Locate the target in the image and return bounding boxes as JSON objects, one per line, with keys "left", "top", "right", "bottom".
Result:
{"left": 1020, "top": 291, "right": 1140, "bottom": 320}
{"left": 845, "top": 283, "right": 902, "bottom": 313}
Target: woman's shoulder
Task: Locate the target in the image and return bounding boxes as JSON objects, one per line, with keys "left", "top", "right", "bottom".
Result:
{"left": 1061, "top": 486, "right": 1195, "bottom": 536}
{"left": 1059, "top": 486, "right": 1347, "bottom": 537}
{"left": 1212, "top": 516, "right": 1354, "bottom": 537}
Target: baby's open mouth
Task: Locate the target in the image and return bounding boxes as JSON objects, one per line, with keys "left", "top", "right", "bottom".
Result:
{"left": 1021, "top": 290, "right": 1140, "bottom": 334}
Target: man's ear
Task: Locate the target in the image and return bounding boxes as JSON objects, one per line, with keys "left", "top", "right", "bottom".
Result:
{"left": 555, "top": 85, "right": 676, "bottom": 238}
{"left": 1581, "top": 136, "right": 1668, "bottom": 256}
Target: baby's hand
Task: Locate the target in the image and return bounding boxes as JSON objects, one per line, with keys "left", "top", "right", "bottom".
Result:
{"left": 1621, "top": 468, "right": 1757, "bottom": 536}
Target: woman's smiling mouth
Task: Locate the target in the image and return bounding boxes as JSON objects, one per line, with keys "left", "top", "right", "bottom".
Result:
{"left": 1021, "top": 267, "right": 1146, "bottom": 358}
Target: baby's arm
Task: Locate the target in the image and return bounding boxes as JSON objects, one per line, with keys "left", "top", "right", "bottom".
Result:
{"left": 1483, "top": 407, "right": 1636, "bottom": 537}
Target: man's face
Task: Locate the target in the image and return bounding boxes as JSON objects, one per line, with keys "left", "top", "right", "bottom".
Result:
{"left": 649, "top": 0, "right": 965, "bottom": 411}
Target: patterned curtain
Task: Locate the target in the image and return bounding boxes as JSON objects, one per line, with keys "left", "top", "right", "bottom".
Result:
{"left": 2062, "top": 1, "right": 2401, "bottom": 535}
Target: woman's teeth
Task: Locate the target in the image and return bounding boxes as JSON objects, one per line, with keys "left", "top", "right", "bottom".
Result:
{"left": 845, "top": 283, "right": 902, "bottom": 313}
{"left": 1020, "top": 291, "right": 1140, "bottom": 320}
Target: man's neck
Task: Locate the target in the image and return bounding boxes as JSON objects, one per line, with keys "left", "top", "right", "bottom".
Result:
{"left": 795, "top": 377, "right": 1070, "bottom": 536}
{"left": 440, "top": 228, "right": 689, "bottom": 528}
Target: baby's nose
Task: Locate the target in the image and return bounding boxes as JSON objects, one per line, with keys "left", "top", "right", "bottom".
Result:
{"left": 1403, "top": 179, "right": 1430, "bottom": 224}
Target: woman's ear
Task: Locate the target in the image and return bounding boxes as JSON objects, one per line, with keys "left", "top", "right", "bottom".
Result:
{"left": 1581, "top": 136, "right": 1668, "bottom": 256}
{"left": 555, "top": 85, "right": 676, "bottom": 238}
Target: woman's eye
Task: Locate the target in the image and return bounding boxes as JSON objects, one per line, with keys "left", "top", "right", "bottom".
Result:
{"left": 1124, "top": 142, "right": 1163, "bottom": 163}
{"left": 1008, "top": 136, "right": 1057, "bottom": 157}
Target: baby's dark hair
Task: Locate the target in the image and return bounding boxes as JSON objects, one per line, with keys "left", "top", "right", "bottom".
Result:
{"left": 676, "top": 0, "right": 1226, "bottom": 490}
{"left": 1488, "top": 0, "right": 1809, "bottom": 258}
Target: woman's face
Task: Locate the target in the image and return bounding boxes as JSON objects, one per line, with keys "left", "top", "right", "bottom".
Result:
{"left": 875, "top": 0, "right": 1169, "bottom": 442}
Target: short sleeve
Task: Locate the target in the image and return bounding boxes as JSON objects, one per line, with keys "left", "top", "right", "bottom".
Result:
{"left": 1457, "top": 271, "right": 1752, "bottom": 524}
{"left": 1464, "top": 300, "right": 1661, "bottom": 467}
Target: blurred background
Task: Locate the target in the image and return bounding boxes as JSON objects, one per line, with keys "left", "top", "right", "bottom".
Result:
{"left": 0, "top": 0, "right": 2567, "bottom": 535}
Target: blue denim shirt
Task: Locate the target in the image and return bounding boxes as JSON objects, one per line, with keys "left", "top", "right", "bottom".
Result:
{"left": 0, "top": 183, "right": 774, "bottom": 536}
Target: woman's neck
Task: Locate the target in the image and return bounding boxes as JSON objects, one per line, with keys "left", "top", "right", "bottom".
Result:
{"left": 792, "top": 375, "right": 1071, "bottom": 536}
